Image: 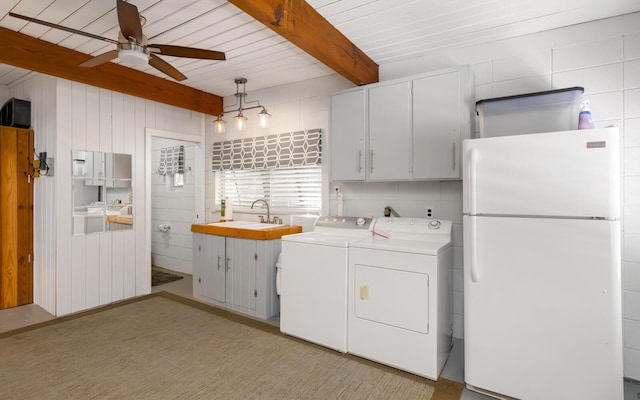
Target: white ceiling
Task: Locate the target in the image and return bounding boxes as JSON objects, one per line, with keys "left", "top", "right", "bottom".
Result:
{"left": 1, "top": 0, "right": 639, "bottom": 97}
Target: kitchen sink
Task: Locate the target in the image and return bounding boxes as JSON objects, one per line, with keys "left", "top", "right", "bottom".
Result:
{"left": 207, "top": 221, "right": 283, "bottom": 230}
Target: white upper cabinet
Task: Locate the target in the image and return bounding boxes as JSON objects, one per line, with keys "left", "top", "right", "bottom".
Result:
{"left": 329, "top": 65, "right": 473, "bottom": 181}
{"left": 413, "top": 68, "right": 471, "bottom": 179}
{"left": 369, "top": 81, "right": 412, "bottom": 180}
{"left": 330, "top": 89, "right": 367, "bottom": 181}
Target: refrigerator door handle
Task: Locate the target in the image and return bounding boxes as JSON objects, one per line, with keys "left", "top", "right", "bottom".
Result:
{"left": 468, "top": 148, "right": 478, "bottom": 215}
{"left": 469, "top": 216, "right": 479, "bottom": 282}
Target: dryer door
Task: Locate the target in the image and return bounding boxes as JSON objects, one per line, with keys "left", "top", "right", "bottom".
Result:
{"left": 354, "top": 264, "right": 429, "bottom": 333}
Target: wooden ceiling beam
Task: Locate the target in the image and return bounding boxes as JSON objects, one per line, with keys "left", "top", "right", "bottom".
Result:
{"left": 228, "top": 0, "right": 378, "bottom": 86}
{"left": 0, "top": 26, "right": 222, "bottom": 116}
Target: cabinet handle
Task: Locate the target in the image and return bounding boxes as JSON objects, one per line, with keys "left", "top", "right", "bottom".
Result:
{"left": 370, "top": 150, "right": 374, "bottom": 174}
{"left": 217, "top": 255, "right": 222, "bottom": 270}
{"left": 452, "top": 142, "right": 456, "bottom": 170}
{"left": 226, "top": 256, "right": 231, "bottom": 271}
{"left": 358, "top": 150, "right": 362, "bottom": 173}
{"left": 360, "top": 285, "right": 369, "bottom": 300}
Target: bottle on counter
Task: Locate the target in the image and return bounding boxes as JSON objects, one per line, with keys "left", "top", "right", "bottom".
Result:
{"left": 220, "top": 199, "right": 226, "bottom": 219}
{"left": 226, "top": 200, "right": 233, "bottom": 220}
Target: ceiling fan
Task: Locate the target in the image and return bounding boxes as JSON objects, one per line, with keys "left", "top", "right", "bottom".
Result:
{"left": 9, "top": 0, "right": 226, "bottom": 81}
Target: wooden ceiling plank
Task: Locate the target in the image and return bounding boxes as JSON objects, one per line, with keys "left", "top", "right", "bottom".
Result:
{"left": 0, "top": 26, "right": 222, "bottom": 116}
{"left": 227, "top": 0, "right": 378, "bottom": 86}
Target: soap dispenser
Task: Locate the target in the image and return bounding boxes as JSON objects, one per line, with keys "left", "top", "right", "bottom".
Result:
{"left": 578, "top": 100, "right": 595, "bottom": 129}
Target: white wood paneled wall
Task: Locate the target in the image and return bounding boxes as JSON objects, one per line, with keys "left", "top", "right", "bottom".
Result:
{"left": 9, "top": 75, "right": 204, "bottom": 316}
{"left": 151, "top": 137, "right": 197, "bottom": 275}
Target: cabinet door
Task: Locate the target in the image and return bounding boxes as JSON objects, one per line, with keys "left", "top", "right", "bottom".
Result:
{"left": 412, "top": 71, "right": 461, "bottom": 179}
{"left": 0, "top": 127, "right": 34, "bottom": 308}
{"left": 225, "top": 238, "right": 257, "bottom": 314}
{"left": 193, "top": 234, "right": 225, "bottom": 302}
{"left": 368, "top": 81, "right": 412, "bottom": 180}
{"left": 85, "top": 151, "right": 105, "bottom": 186}
{"left": 330, "top": 89, "right": 366, "bottom": 181}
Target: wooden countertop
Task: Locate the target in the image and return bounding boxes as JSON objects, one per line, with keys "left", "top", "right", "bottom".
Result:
{"left": 106, "top": 215, "right": 133, "bottom": 225}
{"left": 191, "top": 223, "right": 302, "bottom": 240}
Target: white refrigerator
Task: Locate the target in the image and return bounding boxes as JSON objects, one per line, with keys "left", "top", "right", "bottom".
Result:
{"left": 462, "top": 127, "right": 623, "bottom": 400}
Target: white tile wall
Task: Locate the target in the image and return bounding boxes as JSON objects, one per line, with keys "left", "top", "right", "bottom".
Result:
{"left": 626, "top": 148, "right": 640, "bottom": 175}
{"left": 492, "top": 50, "right": 552, "bottom": 82}
{"left": 624, "top": 32, "right": 640, "bottom": 59}
{"left": 626, "top": 262, "right": 640, "bottom": 291}
{"left": 588, "top": 91, "right": 624, "bottom": 121}
{"left": 626, "top": 319, "right": 640, "bottom": 349}
{"left": 552, "top": 36, "right": 623, "bottom": 71}
{"left": 626, "top": 88, "right": 640, "bottom": 117}
{"left": 625, "top": 118, "right": 640, "bottom": 146}
{"left": 626, "top": 206, "right": 640, "bottom": 233}
{"left": 625, "top": 60, "right": 640, "bottom": 88}
{"left": 626, "top": 175, "right": 640, "bottom": 202}
{"left": 491, "top": 75, "right": 552, "bottom": 97}
{"left": 553, "top": 63, "right": 624, "bottom": 94}
{"left": 625, "top": 291, "right": 640, "bottom": 321}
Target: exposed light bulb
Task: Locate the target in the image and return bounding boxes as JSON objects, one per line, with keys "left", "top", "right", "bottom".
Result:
{"left": 257, "top": 108, "right": 271, "bottom": 129}
{"left": 214, "top": 115, "right": 226, "bottom": 134}
{"left": 234, "top": 112, "right": 247, "bottom": 131}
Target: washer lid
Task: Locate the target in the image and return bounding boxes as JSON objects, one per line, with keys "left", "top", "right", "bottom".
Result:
{"left": 350, "top": 236, "right": 452, "bottom": 255}
{"left": 281, "top": 232, "right": 368, "bottom": 247}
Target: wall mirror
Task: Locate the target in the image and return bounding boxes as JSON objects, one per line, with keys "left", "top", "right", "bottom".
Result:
{"left": 72, "top": 150, "right": 133, "bottom": 235}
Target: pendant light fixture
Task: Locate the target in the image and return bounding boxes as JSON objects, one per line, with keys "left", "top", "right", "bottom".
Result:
{"left": 214, "top": 78, "right": 271, "bottom": 133}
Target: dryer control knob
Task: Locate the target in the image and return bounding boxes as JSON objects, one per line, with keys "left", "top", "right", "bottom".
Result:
{"left": 356, "top": 217, "right": 366, "bottom": 226}
{"left": 428, "top": 220, "right": 441, "bottom": 229}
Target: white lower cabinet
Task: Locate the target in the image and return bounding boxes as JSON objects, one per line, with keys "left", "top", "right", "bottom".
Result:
{"left": 193, "top": 233, "right": 280, "bottom": 319}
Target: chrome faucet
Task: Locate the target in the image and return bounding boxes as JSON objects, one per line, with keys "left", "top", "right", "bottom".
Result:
{"left": 251, "top": 199, "right": 271, "bottom": 223}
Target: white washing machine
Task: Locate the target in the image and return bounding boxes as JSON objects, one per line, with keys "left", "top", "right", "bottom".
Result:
{"left": 347, "top": 217, "right": 453, "bottom": 380}
{"left": 280, "top": 216, "right": 373, "bottom": 352}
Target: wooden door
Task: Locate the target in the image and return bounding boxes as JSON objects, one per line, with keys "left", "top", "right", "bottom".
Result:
{"left": 0, "top": 126, "right": 34, "bottom": 309}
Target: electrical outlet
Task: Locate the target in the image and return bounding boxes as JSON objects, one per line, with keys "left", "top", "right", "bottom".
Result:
{"left": 425, "top": 204, "right": 437, "bottom": 218}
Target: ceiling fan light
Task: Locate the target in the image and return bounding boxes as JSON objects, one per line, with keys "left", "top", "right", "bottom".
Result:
{"left": 214, "top": 115, "right": 226, "bottom": 134}
{"left": 234, "top": 112, "right": 248, "bottom": 131}
{"left": 257, "top": 108, "right": 271, "bottom": 129}
{"left": 118, "top": 48, "right": 149, "bottom": 65}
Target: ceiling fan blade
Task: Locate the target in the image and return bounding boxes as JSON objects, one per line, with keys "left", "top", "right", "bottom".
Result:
{"left": 149, "top": 54, "right": 187, "bottom": 81}
{"left": 148, "top": 44, "right": 226, "bottom": 61}
{"left": 79, "top": 50, "right": 119, "bottom": 67}
{"left": 117, "top": 0, "right": 143, "bottom": 43}
{"left": 9, "top": 12, "right": 118, "bottom": 44}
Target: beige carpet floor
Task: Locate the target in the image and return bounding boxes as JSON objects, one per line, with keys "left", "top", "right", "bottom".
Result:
{"left": 0, "top": 292, "right": 463, "bottom": 400}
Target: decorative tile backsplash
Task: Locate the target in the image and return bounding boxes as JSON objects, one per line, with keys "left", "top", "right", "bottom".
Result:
{"left": 212, "top": 129, "right": 321, "bottom": 171}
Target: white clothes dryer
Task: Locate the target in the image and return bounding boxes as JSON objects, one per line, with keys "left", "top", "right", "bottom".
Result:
{"left": 347, "top": 218, "right": 453, "bottom": 380}
{"left": 280, "top": 216, "right": 373, "bottom": 352}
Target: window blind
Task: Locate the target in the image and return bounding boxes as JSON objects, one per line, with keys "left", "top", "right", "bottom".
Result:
{"left": 212, "top": 129, "right": 321, "bottom": 171}
{"left": 213, "top": 129, "right": 322, "bottom": 212}
{"left": 216, "top": 166, "right": 322, "bottom": 212}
